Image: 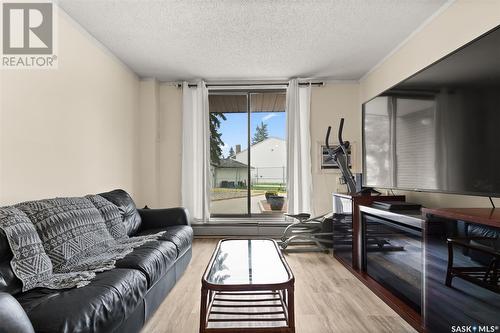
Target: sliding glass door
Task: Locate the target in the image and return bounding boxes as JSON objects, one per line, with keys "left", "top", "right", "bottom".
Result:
{"left": 209, "top": 92, "right": 249, "bottom": 215}
{"left": 209, "top": 90, "right": 286, "bottom": 217}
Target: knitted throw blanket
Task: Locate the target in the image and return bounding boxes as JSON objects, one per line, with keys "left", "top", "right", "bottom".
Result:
{"left": 1, "top": 196, "right": 163, "bottom": 291}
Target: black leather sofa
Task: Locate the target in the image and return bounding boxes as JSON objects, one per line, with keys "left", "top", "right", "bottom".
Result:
{"left": 0, "top": 189, "right": 193, "bottom": 333}
{"left": 456, "top": 220, "right": 500, "bottom": 264}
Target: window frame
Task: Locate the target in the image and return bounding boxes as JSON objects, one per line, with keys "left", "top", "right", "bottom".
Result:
{"left": 208, "top": 88, "right": 287, "bottom": 219}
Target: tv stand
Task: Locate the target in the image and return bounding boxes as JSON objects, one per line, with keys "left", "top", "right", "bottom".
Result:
{"left": 332, "top": 193, "right": 432, "bottom": 331}
{"left": 332, "top": 192, "right": 405, "bottom": 270}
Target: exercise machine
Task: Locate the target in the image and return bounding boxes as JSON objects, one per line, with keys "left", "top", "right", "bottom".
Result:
{"left": 279, "top": 118, "right": 355, "bottom": 252}
{"left": 325, "top": 118, "right": 356, "bottom": 193}
{"left": 279, "top": 212, "right": 333, "bottom": 252}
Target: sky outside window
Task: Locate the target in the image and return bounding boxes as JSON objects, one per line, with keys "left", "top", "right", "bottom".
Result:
{"left": 219, "top": 112, "right": 286, "bottom": 158}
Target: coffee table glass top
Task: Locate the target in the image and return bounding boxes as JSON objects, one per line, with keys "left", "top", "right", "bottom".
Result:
{"left": 205, "top": 239, "right": 291, "bottom": 285}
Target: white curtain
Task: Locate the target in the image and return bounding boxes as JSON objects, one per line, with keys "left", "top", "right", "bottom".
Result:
{"left": 181, "top": 81, "right": 210, "bottom": 221}
{"left": 286, "top": 79, "right": 314, "bottom": 215}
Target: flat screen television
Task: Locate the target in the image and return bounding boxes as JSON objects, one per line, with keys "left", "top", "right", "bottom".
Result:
{"left": 362, "top": 25, "right": 500, "bottom": 197}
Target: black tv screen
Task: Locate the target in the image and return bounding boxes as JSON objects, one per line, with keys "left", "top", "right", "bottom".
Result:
{"left": 362, "top": 26, "right": 500, "bottom": 197}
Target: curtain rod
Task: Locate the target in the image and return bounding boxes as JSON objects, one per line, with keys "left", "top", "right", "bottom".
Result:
{"left": 176, "top": 82, "right": 324, "bottom": 88}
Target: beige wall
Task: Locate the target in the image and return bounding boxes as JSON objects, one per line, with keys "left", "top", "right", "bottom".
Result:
{"left": 0, "top": 8, "right": 140, "bottom": 205}
{"left": 158, "top": 85, "right": 183, "bottom": 208}
{"left": 359, "top": 0, "right": 500, "bottom": 207}
{"left": 137, "top": 79, "right": 160, "bottom": 208}
{"left": 132, "top": 82, "right": 183, "bottom": 209}
{"left": 311, "top": 83, "right": 360, "bottom": 214}
{"left": 136, "top": 83, "right": 183, "bottom": 208}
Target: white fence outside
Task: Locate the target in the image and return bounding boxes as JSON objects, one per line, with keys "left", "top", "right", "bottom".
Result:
{"left": 213, "top": 166, "right": 287, "bottom": 188}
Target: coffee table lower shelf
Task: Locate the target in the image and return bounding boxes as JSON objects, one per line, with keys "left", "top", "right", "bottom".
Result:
{"left": 200, "top": 289, "right": 295, "bottom": 333}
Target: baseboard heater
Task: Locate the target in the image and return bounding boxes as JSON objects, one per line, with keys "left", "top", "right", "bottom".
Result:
{"left": 192, "top": 222, "right": 288, "bottom": 237}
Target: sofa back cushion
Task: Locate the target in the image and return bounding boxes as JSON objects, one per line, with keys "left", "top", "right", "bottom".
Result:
{"left": 466, "top": 223, "right": 500, "bottom": 265}
{"left": 16, "top": 197, "right": 115, "bottom": 272}
{"left": 86, "top": 195, "right": 128, "bottom": 240}
{"left": 99, "top": 190, "right": 142, "bottom": 236}
{"left": 0, "top": 207, "right": 53, "bottom": 293}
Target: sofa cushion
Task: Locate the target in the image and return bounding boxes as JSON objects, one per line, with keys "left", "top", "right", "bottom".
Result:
{"left": 17, "top": 268, "right": 147, "bottom": 333}
{"left": 115, "top": 240, "right": 177, "bottom": 288}
{"left": 0, "top": 292, "right": 35, "bottom": 333}
{"left": 137, "top": 225, "right": 193, "bottom": 256}
{"left": 16, "top": 197, "right": 115, "bottom": 273}
{"left": 99, "top": 190, "right": 142, "bottom": 236}
{"left": 86, "top": 195, "right": 128, "bottom": 240}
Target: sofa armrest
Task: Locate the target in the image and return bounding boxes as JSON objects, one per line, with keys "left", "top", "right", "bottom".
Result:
{"left": 0, "top": 292, "right": 34, "bottom": 333}
{"left": 137, "top": 207, "right": 190, "bottom": 230}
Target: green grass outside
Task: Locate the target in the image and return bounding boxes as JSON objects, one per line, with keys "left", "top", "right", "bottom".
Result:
{"left": 251, "top": 183, "right": 286, "bottom": 192}
{"left": 211, "top": 183, "right": 287, "bottom": 193}
{"left": 211, "top": 188, "right": 286, "bottom": 195}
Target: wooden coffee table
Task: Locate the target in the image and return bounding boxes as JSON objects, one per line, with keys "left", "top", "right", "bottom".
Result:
{"left": 200, "top": 239, "right": 295, "bottom": 333}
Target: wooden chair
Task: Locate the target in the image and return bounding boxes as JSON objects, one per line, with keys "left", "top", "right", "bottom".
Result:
{"left": 446, "top": 237, "right": 499, "bottom": 294}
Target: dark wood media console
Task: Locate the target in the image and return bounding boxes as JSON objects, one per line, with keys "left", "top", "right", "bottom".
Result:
{"left": 331, "top": 193, "right": 405, "bottom": 270}
{"left": 330, "top": 193, "right": 424, "bottom": 330}
{"left": 332, "top": 204, "right": 500, "bottom": 332}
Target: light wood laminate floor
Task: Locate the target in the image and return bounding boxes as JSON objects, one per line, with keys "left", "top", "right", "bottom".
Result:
{"left": 142, "top": 239, "right": 415, "bottom": 333}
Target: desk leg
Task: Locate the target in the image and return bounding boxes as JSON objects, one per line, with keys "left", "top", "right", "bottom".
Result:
{"left": 199, "top": 287, "right": 208, "bottom": 333}
{"left": 288, "top": 287, "right": 295, "bottom": 333}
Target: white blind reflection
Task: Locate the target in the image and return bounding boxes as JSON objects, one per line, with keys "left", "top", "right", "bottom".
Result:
{"left": 364, "top": 96, "right": 437, "bottom": 190}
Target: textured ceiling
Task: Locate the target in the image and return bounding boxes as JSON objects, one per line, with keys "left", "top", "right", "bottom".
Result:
{"left": 56, "top": 0, "right": 449, "bottom": 81}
